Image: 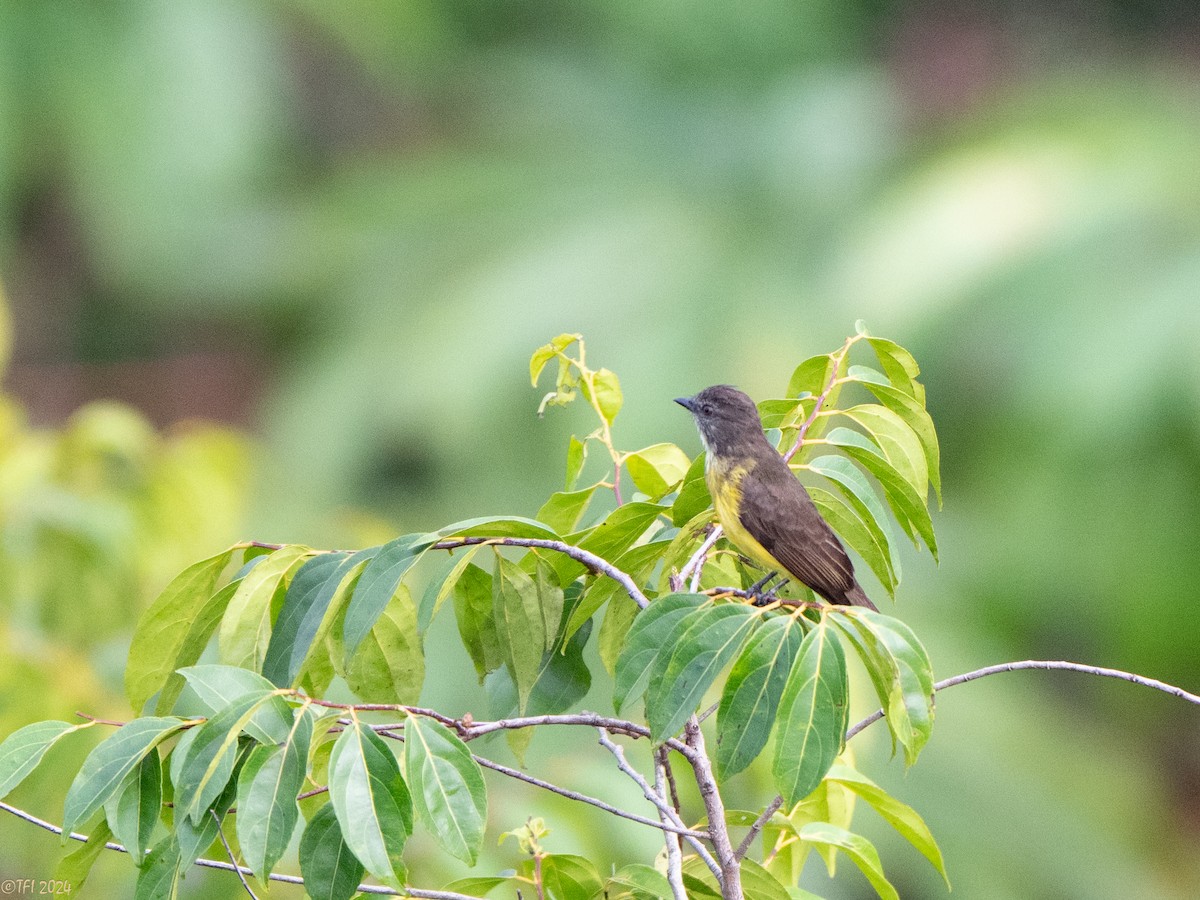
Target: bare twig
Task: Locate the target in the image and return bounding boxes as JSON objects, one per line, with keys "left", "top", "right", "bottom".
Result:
{"left": 472, "top": 754, "right": 708, "bottom": 839}
{"left": 213, "top": 810, "right": 259, "bottom": 900}
{"left": 655, "top": 751, "right": 688, "bottom": 900}
{"left": 658, "top": 746, "right": 683, "bottom": 816}
{"left": 596, "top": 728, "right": 720, "bottom": 877}
{"left": 672, "top": 524, "right": 722, "bottom": 593}
{"left": 0, "top": 800, "right": 475, "bottom": 899}
{"left": 683, "top": 717, "right": 743, "bottom": 900}
{"left": 734, "top": 795, "right": 784, "bottom": 861}
{"left": 847, "top": 659, "right": 1200, "bottom": 741}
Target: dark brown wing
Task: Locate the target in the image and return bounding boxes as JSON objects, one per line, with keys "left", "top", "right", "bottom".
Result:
{"left": 737, "top": 453, "right": 871, "bottom": 607}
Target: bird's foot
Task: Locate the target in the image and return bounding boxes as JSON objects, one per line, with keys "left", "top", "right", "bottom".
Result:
{"left": 749, "top": 573, "right": 787, "bottom": 607}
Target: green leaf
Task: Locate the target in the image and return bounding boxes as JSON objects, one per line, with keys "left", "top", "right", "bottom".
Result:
{"left": 565, "top": 540, "right": 667, "bottom": 643}
{"left": 177, "top": 665, "right": 293, "bottom": 744}
{"left": 328, "top": 720, "right": 412, "bottom": 890}
{"left": 344, "top": 585, "right": 425, "bottom": 705}
{"left": 437, "top": 516, "right": 560, "bottom": 541}
{"left": 493, "top": 554, "right": 547, "bottom": 712}
{"left": 343, "top": 534, "right": 437, "bottom": 660}
{"left": 865, "top": 336, "right": 925, "bottom": 404}
{"left": 55, "top": 815, "right": 112, "bottom": 888}
{"left": 647, "top": 603, "right": 760, "bottom": 742}
{"left": 135, "top": 836, "right": 181, "bottom": 900}
{"left": 126, "top": 548, "right": 235, "bottom": 713}
{"left": 537, "top": 486, "right": 599, "bottom": 536}
{"left": 403, "top": 716, "right": 486, "bottom": 865}
{"left": 803, "top": 454, "right": 894, "bottom": 549}
{"left": 588, "top": 368, "right": 623, "bottom": 425}
{"left": 839, "top": 404, "right": 929, "bottom": 501}
{"left": 63, "top": 717, "right": 187, "bottom": 837}
{"left": 299, "top": 803, "right": 365, "bottom": 900}
{"left": 625, "top": 443, "right": 691, "bottom": 497}
{"left": 808, "top": 487, "right": 898, "bottom": 597}
{"left": 826, "top": 763, "right": 949, "bottom": 887}
{"left": 0, "top": 720, "right": 84, "bottom": 799}
{"left": 605, "top": 864, "right": 673, "bottom": 900}
{"left": 787, "top": 354, "right": 839, "bottom": 399}
{"left": 613, "top": 593, "right": 706, "bottom": 714}
{"left": 847, "top": 366, "right": 941, "bottom": 504}
{"left": 262, "top": 551, "right": 358, "bottom": 687}
{"left": 773, "top": 621, "right": 849, "bottom": 805}
{"left": 175, "top": 691, "right": 280, "bottom": 825}
{"left": 598, "top": 591, "right": 639, "bottom": 675}
{"left": 565, "top": 435, "right": 587, "bottom": 490}
{"left": 105, "top": 750, "right": 161, "bottom": 865}
{"left": 554, "top": 501, "right": 667, "bottom": 584}
{"left": 530, "top": 333, "right": 581, "bottom": 386}
{"left": 717, "top": 615, "right": 806, "bottom": 779}
{"left": 836, "top": 611, "right": 934, "bottom": 765}
{"left": 452, "top": 563, "right": 503, "bottom": 680}
{"left": 519, "top": 854, "right": 604, "bottom": 900}
{"left": 444, "top": 876, "right": 512, "bottom": 897}
{"left": 219, "top": 545, "right": 313, "bottom": 671}
{"left": 680, "top": 857, "right": 793, "bottom": 900}
{"left": 670, "top": 453, "right": 711, "bottom": 527}
{"left": 419, "top": 545, "right": 484, "bottom": 634}
{"left": 822, "top": 428, "right": 937, "bottom": 560}
{"left": 797, "top": 823, "right": 899, "bottom": 900}
{"left": 237, "top": 708, "right": 314, "bottom": 879}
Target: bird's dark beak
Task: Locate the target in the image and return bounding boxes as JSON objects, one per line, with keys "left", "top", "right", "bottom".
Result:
{"left": 674, "top": 396, "right": 695, "bottom": 412}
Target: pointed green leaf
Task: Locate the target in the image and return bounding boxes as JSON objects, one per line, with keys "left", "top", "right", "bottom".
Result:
{"left": 0, "top": 720, "right": 85, "bottom": 800}
{"left": 802, "top": 455, "right": 894, "bottom": 547}
{"left": 625, "top": 443, "right": 691, "bottom": 498}
{"left": 105, "top": 749, "right": 161, "bottom": 865}
{"left": 839, "top": 404, "right": 928, "bottom": 501}
{"left": 55, "top": 815, "right": 112, "bottom": 888}
{"left": 219, "top": 544, "right": 313, "bottom": 671}
{"left": 445, "top": 876, "right": 512, "bottom": 897}
{"left": 773, "top": 621, "right": 849, "bottom": 805}
{"left": 176, "top": 691, "right": 280, "bottom": 825}
{"left": 787, "top": 354, "right": 839, "bottom": 399}
{"left": 344, "top": 585, "right": 425, "bottom": 705}
{"left": 808, "top": 487, "right": 898, "bottom": 597}
{"left": 530, "top": 333, "right": 580, "bottom": 386}
{"left": 847, "top": 366, "right": 941, "bottom": 504}
{"left": 299, "top": 803, "right": 365, "bottom": 900}
{"left": 343, "top": 534, "right": 437, "bottom": 659}
{"left": 866, "top": 336, "right": 925, "bottom": 404}
{"left": 565, "top": 540, "right": 667, "bottom": 643}
{"left": 588, "top": 368, "right": 623, "bottom": 425}
{"left": 126, "top": 548, "right": 235, "bottom": 713}
{"left": 647, "top": 604, "right": 760, "bottom": 741}
{"left": 519, "top": 853, "right": 604, "bottom": 900}
{"left": 135, "top": 837, "right": 181, "bottom": 900}
{"left": 835, "top": 610, "right": 934, "bottom": 764}
{"left": 403, "top": 716, "right": 486, "bottom": 865}
{"left": 717, "top": 615, "right": 806, "bottom": 778}
{"left": 437, "top": 516, "right": 559, "bottom": 541}
{"left": 262, "top": 551, "right": 358, "bottom": 687}
{"left": 827, "top": 763, "right": 949, "bottom": 887}
{"left": 452, "top": 562, "right": 503, "bottom": 680}
{"left": 493, "top": 554, "right": 546, "bottom": 712}
{"left": 328, "top": 720, "right": 412, "bottom": 890}
{"left": 177, "top": 665, "right": 292, "bottom": 744}
{"left": 537, "top": 485, "right": 599, "bottom": 535}
{"left": 565, "top": 435, "right": 587, "bottom": 490}
{"left": 237, "top": 708, "right": 314, "bottom": 879}
{"left": 670, "top": 453, "right": 711, "bottom": 527}
{"left": 613, "top": 593, "right": 706, "bottom": 714}
{"left": 797, "top": 823, "right": 899, "bottom": 900}
{"left": 554, "top": 501, "right": 667, "bottom": 583}
{"left": 605, "top": 864, "right": 673, "bottom": 900}
{"left": 63, "top": 717, "right": 187, "bottom": 837}
{"left": 419, "top": 545, "right": 484, "bottom": 634}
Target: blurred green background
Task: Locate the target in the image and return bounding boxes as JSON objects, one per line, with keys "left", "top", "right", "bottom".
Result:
{"left": 2, "top": 0, "right": 1200, "bottom": 897}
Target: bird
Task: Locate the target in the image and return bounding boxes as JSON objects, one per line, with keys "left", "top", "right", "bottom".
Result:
{"left": 675, "top": 384, "right": 878, "bottom": 610}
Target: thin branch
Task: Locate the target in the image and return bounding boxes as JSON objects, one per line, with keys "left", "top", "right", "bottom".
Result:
{"left": 683, "top": 717, "right": 742, "bottom": 900}
{"left": 213, "top": 810, "right": 259, "bottom": 900}
{"left": 596, "top": 728, "right": 721, "bottom": 877}
{"left": 434, "top": 537, "right": 650, "bottom": 609}
{"left": 672, "top": 524, "right": 722, "bottom": 593}
{"left": 0, "top": 800, "right": 478, "bottom": 899}
{"left": 658, "top": 746, "right": 683, "bottom": 817}
{"left": 846, "top": 659, "right": 1200, "bottom": 741}
{"left": 655, "top": 751, "right": 688, "bottom": 900}
{"left": 472, "top": 753, "right": 708, "bottom": 839}
{"left": 734, "top": 795, "right": 783, "bottom": 861}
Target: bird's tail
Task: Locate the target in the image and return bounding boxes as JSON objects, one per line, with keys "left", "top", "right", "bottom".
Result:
{"left": 842, "top": 584, "right": 879, "bottom": 612}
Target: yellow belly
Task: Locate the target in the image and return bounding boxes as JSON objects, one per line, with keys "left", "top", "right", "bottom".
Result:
{"left": 705, "top": 456, "right": 779, "bottom": 573}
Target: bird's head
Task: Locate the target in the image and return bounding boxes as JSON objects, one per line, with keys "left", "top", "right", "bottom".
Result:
{"left": 675, "top": 385, "right": 764, "bottom": 456}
